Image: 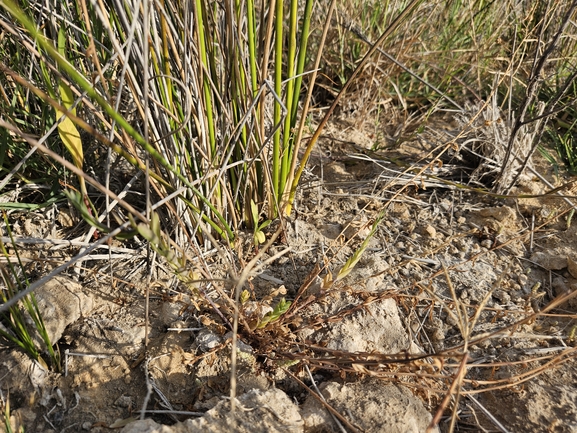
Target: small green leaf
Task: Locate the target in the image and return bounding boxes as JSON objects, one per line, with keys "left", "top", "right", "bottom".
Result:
{"left": 150, "top": 212, "right": 161, "bottom": 237}
{"left": 259, "top": 219, "right": 272, "bottom": 230}
{"left": 165, "top": 249, "right": 176, "bottom": 264}
{"left": 63, "top": 190, "right": 106, "bottom": 231}
{"left": 256, "top": 298, "right": 291, "bottom": 329}
{"left": 56, "top": 25, "right": 86, "bottom": 197}
{"left": 256, "top": 315, "right": 271, "bottom": 329}
{"left": 336, "top": 211, "right": 384, "bottom": 282}
{"left": 270, "top": 298, "right": 291, "bottom": 321}
{"left": 58, "top": 26, "right": 66, "bottom": 57}
{"left": 240, "top": 289, "right": 250, "bottom": 304}
{"left": 56, "top": 113, "right": 83, "bottom": 167}
{"left": 39, "top": 59, "right": 57, "bottom": 99}
{"left": 136, "top": 223, "right": 157, "bottom": 244}
{"left": 250, "top": 200, "right": 258, "bottom": 226}
{"left": 254, "top": 230, "right": 265, "bottom": 245}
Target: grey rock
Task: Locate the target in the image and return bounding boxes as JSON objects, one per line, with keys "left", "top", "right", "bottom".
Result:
{"left": 120, "top": 418, "right": 178, "bottom": 433}
{"left": 121, "top": 388, "right": 303, "bottom": 433}
{"left": 161, "top": 301, "right": 183, "bottom": 326}
{"left": 308, "top": 298, "right": 410, "bottom": 354}
{"left": 26, "top": 276, "right": 93, "bottom": 345}
{"left": 301, "top": 380, "right": 437, "bottom": 433}
{"left": 567, "top": 256, "right": 577, "bottom": 279}
{"left": 194, "top": 328, "right": 222, "bottom": 352}
{"left": 530, "top": 251, "right": 567, "bottom": 271}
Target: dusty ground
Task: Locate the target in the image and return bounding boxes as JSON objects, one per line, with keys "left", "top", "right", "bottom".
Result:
{"left": 1, "top": 116, "right": 577, "bottom": 433}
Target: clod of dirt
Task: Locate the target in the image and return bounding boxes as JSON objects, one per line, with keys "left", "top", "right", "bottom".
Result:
{"left": 0, "top": 350, "right": 51, "bottom": 405}
{"left": 479, "top": 362, "right": 577, "bottom": 432}
{"left": 26, "top": 276, "right": 94, "bottom": 346}
{"left": 341, "top": 255, "right": 389, "bottom": 292}
{"left": 121, "top": 388, "right": 303, "bottom": 433}
{"left": 303, "top": 297, "right": 411, "bottom": 354}
{"left": 530, "top": 251, "right": 567, "bottom": 271}
{"left": 322, "top": 161, "right": 356, "bottom": 183}
{"left": 342, "top": 215, "right": 371, "bottom": 240}
{"left": 552, "top": 276, "right": 577, "bottom": 309}
{"left": 300, "top": 380, "right": 437, "bottom": 433}
{"left": 567, "top": 256, "right": 577, "bottom": 279}
{"left": 478, "top": 206, "right": 516, "bottom": 222}
{"left": 161, "top": 300, "right": 186, "bottom": 327}
{"left": 523, "top": 381, "right": 577, "bottom": 431}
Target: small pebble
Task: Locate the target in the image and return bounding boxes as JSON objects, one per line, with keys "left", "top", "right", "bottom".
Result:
{"left": 194, "top": 328, "right": 222, "bottom": 352}
{"left": 425, "top": 225, "right": 436, "bottom": 237}
{"left": 114, "top": 395, "right": 133, "bottom": 409}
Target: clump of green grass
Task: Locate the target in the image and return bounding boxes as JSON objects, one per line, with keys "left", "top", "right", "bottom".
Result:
{"left": 0, "top": 0, "right": 327, "bottom": 245}
{"left": 547, "top": 124, "right": 577, "bottom": 175}
{"left": 0, "top": 214, "right": 59, "bottom": 371}
{"left": 320, "top": 0, "right": 576, "bottom": 154}
{"left": 540, "top": 78, "right": 577, "bottom": 175}
{"left": 0, "top": 0, "right": 339, "bottom": 378}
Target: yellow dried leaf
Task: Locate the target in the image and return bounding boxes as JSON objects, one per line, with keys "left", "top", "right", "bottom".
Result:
{"left": 57, "top": 80, "right": 85, "bottom": 195}
{"left": 56, "top": 114, "right": 83, "bottom": 168}
{"left": 321, "top": 272, "right": 333, "bottom": 290}
{"left": 351, "top": 363, "right": 369, "bottom": 374}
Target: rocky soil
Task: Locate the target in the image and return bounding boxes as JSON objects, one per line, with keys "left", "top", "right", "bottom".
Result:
{"left": 1, "top": 118, "right": 577, "bottom": 433}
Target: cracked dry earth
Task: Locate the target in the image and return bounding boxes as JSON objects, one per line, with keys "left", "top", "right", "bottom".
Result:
{"left": 2, "top": 121, "right": 577, "bottom": 433}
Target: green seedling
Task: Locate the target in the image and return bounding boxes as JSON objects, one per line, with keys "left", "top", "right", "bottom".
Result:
{"left": 336, "top": 210, "right": 384, "bottom": 282}
{"left": 567, "top": 324, "right": 576, "bottom": 344}
{"left": 251, "top": 200, "right": 272, "bottom": 249}
{"left": 256, "top": 298, "right": 292, "bottom": 329}
{"left": 567, "top": 209, "right": 575, "bottom": 230}
{"left": 240, "top": 289, "right": 251, "bottom": 305}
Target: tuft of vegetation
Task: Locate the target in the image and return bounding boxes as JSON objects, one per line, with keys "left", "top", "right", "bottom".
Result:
{"left": 0, "top": 214, "right": 59, "bottom": 371}
{"left": 1, "top": 391, "right": 24, "bottom": 433}
{"left": 321, "top": 0, "right": 576, "bottom": 171}
{"left": 0, "top": 0, "right": 576, "bottom": 431}
{"left": 0, "top": 0, "right": 328, "bottom": 246}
